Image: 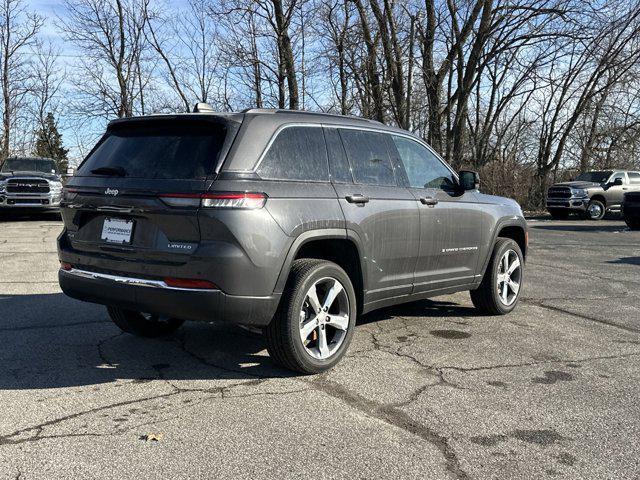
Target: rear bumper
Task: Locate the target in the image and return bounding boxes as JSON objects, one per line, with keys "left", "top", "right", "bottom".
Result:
{"left": 58, "top": 268, "right": 280, "bottom": 326}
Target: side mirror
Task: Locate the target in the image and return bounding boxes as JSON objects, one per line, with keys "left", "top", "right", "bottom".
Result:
{"left": 459, "top": 170, "right": 480, "bottom": 191}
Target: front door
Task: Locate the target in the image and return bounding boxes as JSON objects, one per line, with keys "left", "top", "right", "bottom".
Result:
{"left": 607, "top": 172, "right": 630, "bottom": 208}
{"left": 389, "top": 135, "right": 485, "bottom": 293}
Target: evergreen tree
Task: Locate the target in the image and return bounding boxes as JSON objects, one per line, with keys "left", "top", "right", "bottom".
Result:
{"left": 33, "top": 113, "right": 69, "bottom": 173}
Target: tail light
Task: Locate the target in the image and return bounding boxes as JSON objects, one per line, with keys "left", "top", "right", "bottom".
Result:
{"left": 60, "top": 262, "right": 73, "bottom": 271}
{"left": 163, "top": 277, "right": 218, "bottom": 289}
{"left": 62, "top": 188, "right": 78, "bottom": 201}
{"left": 159, "top": 192, "right": 267, "bottom": 209}
{"left": 201, "top": 192, "right": 266, "bottom": 209}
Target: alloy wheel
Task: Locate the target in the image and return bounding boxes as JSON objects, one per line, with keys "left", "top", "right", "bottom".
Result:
{"left": 496, "top": 249, "right": 521, "bottom": 306}
{"left": 298, "top": 277, "right": 350, "bottom": 360}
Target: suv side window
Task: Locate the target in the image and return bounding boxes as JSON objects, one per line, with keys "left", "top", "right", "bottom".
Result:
{"left": 324, "top": 127, "right": 353, "bottom": 183}
{"left": 257, "top": 126, "right": 329, "bottom": 181}
{"left": 392, "top": 135, "right": 457, "bottom": 191}
{"left": 628, "top": 172, "right": 640, "bottom": 184}
{"left": 338, "top": 129, "right": 395, "bottom": 186}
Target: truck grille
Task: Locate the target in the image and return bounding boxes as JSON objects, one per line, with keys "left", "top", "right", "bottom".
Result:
{"left": 547, "top": 186, "right": 571, "bottom": 199}
{"left": 6, "top": 179, "right": 50, "bottom": 194}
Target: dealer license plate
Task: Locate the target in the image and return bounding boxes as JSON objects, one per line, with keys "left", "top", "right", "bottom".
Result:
{"left": 101, "top": 218, "right": 134, "bottom": 244}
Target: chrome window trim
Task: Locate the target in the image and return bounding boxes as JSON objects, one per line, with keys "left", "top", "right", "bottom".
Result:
{"left": 249, "top": 122, "right": 458, "bottom": 182}
{"left": 329, "top": 124, "right": 459, "bottom": 182}
{"left": 61, "top": 268, "right": 219, "bottom": 292}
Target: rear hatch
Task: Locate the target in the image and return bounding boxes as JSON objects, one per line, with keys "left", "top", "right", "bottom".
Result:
{"left": 61, "top": 116, "right": 239, "bottom": 265}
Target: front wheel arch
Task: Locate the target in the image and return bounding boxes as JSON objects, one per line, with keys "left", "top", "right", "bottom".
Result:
{"left": 477, "top": 220, "right": 527, "bottom": 281}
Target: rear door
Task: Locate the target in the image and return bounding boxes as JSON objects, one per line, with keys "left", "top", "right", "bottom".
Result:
{"left": 389, "top": 135, "right": 484, "bottom": 292}
{"left": 329, "top": 127, "right": 420, "bottom": 305}
{"left": 62, "top": 118, "right": 234, "bottom": 261}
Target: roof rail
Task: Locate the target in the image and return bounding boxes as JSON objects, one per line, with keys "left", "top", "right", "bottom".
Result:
{"left": 240, "top": 108, "right": 383, "bottom": 124}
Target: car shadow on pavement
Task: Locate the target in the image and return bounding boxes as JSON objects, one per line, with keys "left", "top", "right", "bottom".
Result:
{"left": 0, "top": 292, "right": 475, "bottom": 390}
{"left": 0, "top": 292, "right": 294, "bottom": 390}
{"left": 359, "top": 298, "right": 478, "bottom": 326}
{"left": 607, "top": 256, "right": 640, "bottom": 266}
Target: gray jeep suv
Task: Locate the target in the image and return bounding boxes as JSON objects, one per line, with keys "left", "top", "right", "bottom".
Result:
{"left": 58, "top": 107, "right": 527, "bottom": 373}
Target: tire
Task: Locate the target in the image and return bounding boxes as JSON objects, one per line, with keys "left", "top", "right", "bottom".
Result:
{"left": 265, "top": 259, "right": 357, "bottom": 374}
{"left": 586, "top": 199, "right": 606, "bottom": 220}
{"left": 625, "top": 216, "right": 640, "bottom": 230}
{"left": 548, "top": 209, "right": 569, "bottom": 220}
{"left": 470, "top": 238, "right": 524, "bottom": 315}
{"left": 107, "top": 306, "right": 185, "bottom": 337}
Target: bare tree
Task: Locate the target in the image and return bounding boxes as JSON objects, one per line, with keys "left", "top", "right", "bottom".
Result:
{"left": 0, "top": 0, "right": 42, "bottom": 161}
{"left": 531, "top": 2, "right": 640, "bottom": 204}
{"left": 59, "top": 0, "right": 149, "bottom": 119}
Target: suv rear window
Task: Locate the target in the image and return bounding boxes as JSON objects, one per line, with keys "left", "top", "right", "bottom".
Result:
{"left": 77, "top": 121, "right": 227, "bottom": 179}
{"left": 257, "top": 126, "right": 329, "bottom": 181}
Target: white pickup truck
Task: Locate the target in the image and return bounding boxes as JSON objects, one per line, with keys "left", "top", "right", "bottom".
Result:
{"left": 0, "top": 157, "right": 63, "bottom": 211}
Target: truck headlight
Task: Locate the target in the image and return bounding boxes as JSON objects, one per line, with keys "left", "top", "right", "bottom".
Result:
{"left": 0, "top": 183, "right": 5, "bottom": 194}
{"left": 572, "top": 188, "right": 587, "bottom": 197}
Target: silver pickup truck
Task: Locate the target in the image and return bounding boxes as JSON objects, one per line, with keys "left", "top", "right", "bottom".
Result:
{"left": 0, "top": 157, "right": 63, "bottom": 211}
{"left": 547, "top": 170, "right": 640, "bottom": 220}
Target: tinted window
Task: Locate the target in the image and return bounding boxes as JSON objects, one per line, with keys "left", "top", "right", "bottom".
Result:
{"left": 629, "top": 172, "right": 640, "bottom": 184}
{"left": 575, "top": 171, "right": 612, "bottom": 183}
{"left": 2, "top": 158, "right": 57, "bottom": 174}
{"left": 258, "top": 126, "right": 328, "bottom": 181}
{"left": 339, "top": 129, "right": 395, "bottom": 186}
{"left": 78, "top": 122, "right": 226, "bottom": 179}
{"left": 392, "top": 136, "right": 456, "bottom": 190}
{"left": 324, "top": 128, "right": 353, "bottom": 183}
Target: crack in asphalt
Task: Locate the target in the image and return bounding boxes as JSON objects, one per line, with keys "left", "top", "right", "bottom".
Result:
{"left": 523, "top": 299, "right": 640, "bottom": 334}
{"left": 0, "top": 377, "right": 307, "bottom": 447}
{"left": 527, "top": 260, "right": 640, "bottom": 287}
{"left": 308, "top": 376, "right": 469, "bottom": 480}
{"left": 0, "top": 320, "right": 110, "bottom": 333}
{"left": 97, "top": 333, "right": 124, "bottom": 368}
{"left": 0, "top": 390, "right": 184, "bottom": 446}
{"left": 4, "top": 248, "right": 638, "bottom": 478}
{"left": 439, "top": 351, "right": 640, "bottom": 373}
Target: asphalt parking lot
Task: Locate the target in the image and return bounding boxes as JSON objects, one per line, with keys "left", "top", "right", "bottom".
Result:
{"left": 0, "top": 214, "right": 639, "bottom": 479}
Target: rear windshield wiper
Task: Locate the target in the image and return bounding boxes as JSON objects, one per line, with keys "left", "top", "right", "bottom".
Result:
{"left": 90, "top": 166, "right": 127, "bottom": 177}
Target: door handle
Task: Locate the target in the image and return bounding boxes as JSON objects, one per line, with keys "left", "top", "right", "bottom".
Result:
{"left": 345, "top": 194, "right": 370, "bottom": 204}
{"left": 419, "top": 197, "right": 439, "bottom": 206}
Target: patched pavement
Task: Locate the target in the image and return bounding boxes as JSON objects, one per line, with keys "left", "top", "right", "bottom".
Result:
{"left": 0, "top": 214, "right": 639, "bottom": 479}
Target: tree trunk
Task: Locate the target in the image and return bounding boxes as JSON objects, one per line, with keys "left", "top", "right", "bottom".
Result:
{"left": 272, "top": 0, "right": 299, "bottom": 110}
